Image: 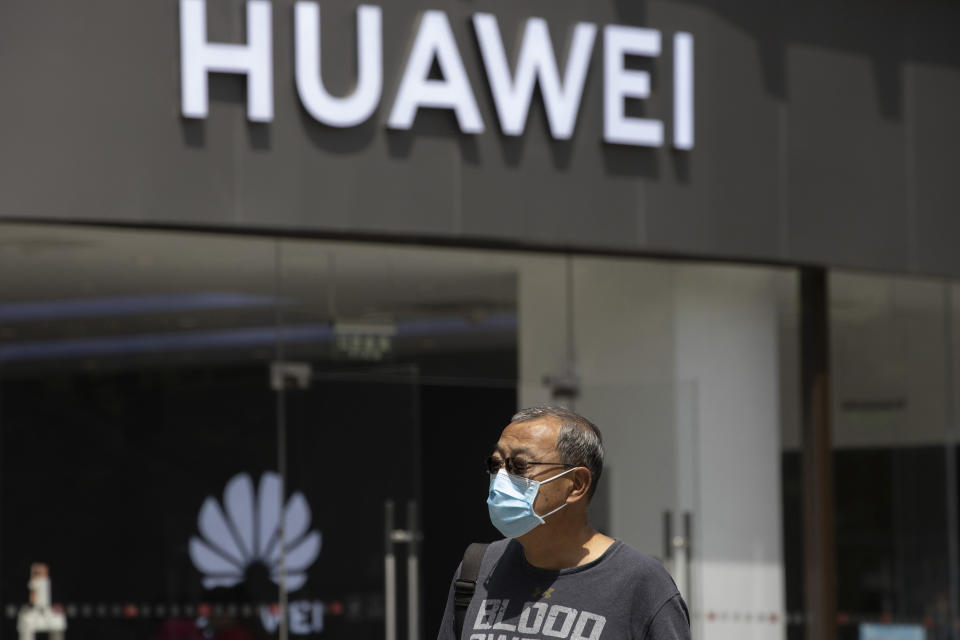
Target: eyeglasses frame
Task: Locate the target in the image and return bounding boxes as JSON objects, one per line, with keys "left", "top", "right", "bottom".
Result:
{"left": 485, "top": 455, "right": 578, "bottom": 477}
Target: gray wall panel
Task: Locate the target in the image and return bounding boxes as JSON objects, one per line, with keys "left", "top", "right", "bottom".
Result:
{"left": 0, "top": 0, "right": 246, "bottom": 225}
{"left": 913, "top": 62, "right": 960, "bottom": 277}
{"left": 909, "top": 4, "right": 960, "bottom": 277}
{"left": 786, "top": 44, "right": 909, "bottom": 271}
{"left": 645, "top": 3, "right": 783, "bottom": 261}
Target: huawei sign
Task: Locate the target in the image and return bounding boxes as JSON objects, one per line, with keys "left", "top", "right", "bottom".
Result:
{"left": 189, "top": 471, "right": 321, "bottom": 593}
{"left": 180, "top": 1, "right": 695, "bottom": 149}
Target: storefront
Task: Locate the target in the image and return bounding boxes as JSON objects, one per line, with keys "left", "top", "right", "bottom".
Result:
{"left": 1, "top": 1, "right": 958, "bottom": 640}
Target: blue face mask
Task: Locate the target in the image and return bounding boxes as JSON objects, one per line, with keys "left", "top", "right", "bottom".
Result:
{"left": 487, "top": 468, "right": 576, "bottom": 538}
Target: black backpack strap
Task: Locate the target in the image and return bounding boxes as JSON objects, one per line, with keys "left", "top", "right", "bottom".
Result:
{"left": 454, "top": 542, "right": 489, "bottom": 639}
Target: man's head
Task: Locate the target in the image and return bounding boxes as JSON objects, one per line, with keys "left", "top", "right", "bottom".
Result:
{"left": 508, "top": 406, "right": 604, "bottom": 500}
{"left": 486, "top": 406, "right": 604, "bottom": 540}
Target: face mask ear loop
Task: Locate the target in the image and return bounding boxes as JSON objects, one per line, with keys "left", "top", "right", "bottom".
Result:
{"left": 540, "top": 466, "right": 578, "bottom": 485}
{"left": 532, "top": 467, "right": 579, "bottom": 519}
{"left": 537, "top": 501, "right": 568, "bottom": 520}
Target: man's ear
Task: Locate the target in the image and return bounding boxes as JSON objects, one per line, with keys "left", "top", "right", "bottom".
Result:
{"left": 567, "top": 467, "right": 592, "bottom": 503}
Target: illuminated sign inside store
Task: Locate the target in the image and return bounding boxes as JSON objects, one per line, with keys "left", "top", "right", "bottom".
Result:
{"left": 188, "top": 471, "right": 321, "bottom": 592}
{"left": 180, "top": 0, "right": 695, "bottom": 149}
{"left": 189, "top": 471, "right": 324, "bottom": 635}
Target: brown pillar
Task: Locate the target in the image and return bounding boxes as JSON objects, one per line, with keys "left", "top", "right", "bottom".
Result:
{"left": 800, "top": 268, "right": 837, "bottom": 640}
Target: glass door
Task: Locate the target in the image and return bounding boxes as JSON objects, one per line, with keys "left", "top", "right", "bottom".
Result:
{"left": 274, "top": 240, "right": 446, "bottom": 640}
{"left": 276, "top": 364, "right": 422, "bottom": 640}
{"left": 827, "top": 273, "right": 955, "bottom": 640}
{"left": 575, "top": 381, "right": 700, "bottom": 608}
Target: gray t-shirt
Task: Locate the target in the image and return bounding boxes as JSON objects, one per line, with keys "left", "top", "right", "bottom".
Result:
{"left": 437, "top": 538, "right": 691, "bottom": 640}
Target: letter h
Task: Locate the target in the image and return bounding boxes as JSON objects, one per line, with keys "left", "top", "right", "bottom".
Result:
{"left": 180, "top": 0, "right": 273, "bottom": 121}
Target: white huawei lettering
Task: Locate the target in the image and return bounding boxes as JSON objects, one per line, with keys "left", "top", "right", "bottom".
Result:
{"left": 179, "top": 1, "right": 694, "bottom": 149}
{"left": 260, "top": 601, "right": 325, "bottom": 636}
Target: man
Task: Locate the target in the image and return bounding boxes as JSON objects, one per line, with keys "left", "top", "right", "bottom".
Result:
{"left": 437, "top": 406, "right": 690, "bottom": 640}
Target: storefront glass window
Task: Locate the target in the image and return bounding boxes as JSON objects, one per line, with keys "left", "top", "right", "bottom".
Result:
{"left": 1, "top": 223, "right": 797, "bottom": 640}
{"left": 0, "top": 224, "right": 283, "bottom": 639}
{"left": 829, "top": 273, "right": 955, "bottom": 640}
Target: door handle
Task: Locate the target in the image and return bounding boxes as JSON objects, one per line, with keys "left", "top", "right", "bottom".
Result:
{"left": 663, "top": 510, "right": 693, "bottom": 608}
{"left": 385, "top": 501, "right": 397, "bottom": 640}
{"left": 406, "top": 501, "right": 420, "bottom": 640}
{"left": 384, "top": 500, "right": 421, "bottom": 640}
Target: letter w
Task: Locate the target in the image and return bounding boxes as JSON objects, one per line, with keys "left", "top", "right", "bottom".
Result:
{"left": 473, "top": 14, "right": 596, "bottom": 139}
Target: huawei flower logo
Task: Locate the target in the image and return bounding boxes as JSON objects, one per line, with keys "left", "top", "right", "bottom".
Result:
{"left": 189, "top": 472, "right": 321, "bottom": 592}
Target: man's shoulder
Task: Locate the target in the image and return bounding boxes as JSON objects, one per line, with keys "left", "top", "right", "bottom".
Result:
{"left": 471, "top": 538, "right": 678, "bottom": 594}
{"left": 478, "top": 537, "right": 515, "bottom": 569}
{"left": 487, "top": 537, "right": 514, "bottom": 555}
{"left": 604, "top": 540, "right": 680, "bottom": 591}
{"left": 482, "top": 538, "right": 674, "bottom": 579}
{"left": 608, "top": 539, "right": 667, "bottom": 569}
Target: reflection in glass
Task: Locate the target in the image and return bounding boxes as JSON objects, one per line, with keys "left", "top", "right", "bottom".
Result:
{"left": 0, "top": 225, "right": 281, "bottom": 640}
{"left": 829, "top": 274, "right": 953, "bottom": 640}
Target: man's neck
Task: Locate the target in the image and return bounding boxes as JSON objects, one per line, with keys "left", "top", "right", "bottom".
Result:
{"left": 517, "top": 520, "right": 615, "bottom": 570}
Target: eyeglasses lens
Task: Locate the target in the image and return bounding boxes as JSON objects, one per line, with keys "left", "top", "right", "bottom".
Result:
{"left": 486, "top": 456, "right": 530, "bottom": 476}
{"left": 509, "top": 458, "right": 528, "bottom": 475}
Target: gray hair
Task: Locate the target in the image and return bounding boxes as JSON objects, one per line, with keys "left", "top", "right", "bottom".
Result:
{"left": 510, "top": 406, "right": 604, "bottom": 499}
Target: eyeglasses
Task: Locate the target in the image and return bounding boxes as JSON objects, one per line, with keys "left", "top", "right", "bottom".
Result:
{"left": 485, "top": 456, "right": 576, "bottom": 477}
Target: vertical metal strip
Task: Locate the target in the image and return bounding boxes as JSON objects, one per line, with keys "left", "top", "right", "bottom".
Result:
{"left": 385, "top": 556, "right": 397, "bottom": 640}
{"left": 663, "top": 510, "right": 673, "bottom": 563}
{"left": 689, "top": 379, "right": 703, "bottom": 640}
{"left": 800, "top": 268, "right": 836, "bottom": 640}
{"left": 407, "top": 501, "right": 420, "bottom": 640}
{"left": 683, "top": 511, "right": 693, "bottom": 613}
{"left": 564, "top": 256, "right": 577, "bottom": 412}
{"left": 943, "top": 285, "right": 959, "bottom": 640}
{"left": 0, "top": 349, "right": 4, "bottom": 625}
{"left": 274, "top": 241, "right": 289, "bottom": 640}
{"left": 385, "top": 501, "right": 396, "bottom": 640}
